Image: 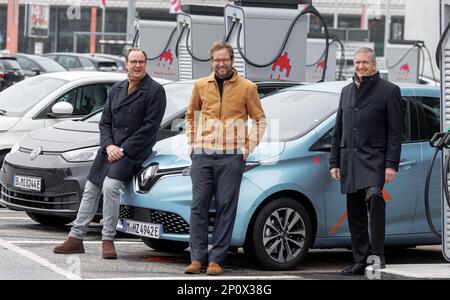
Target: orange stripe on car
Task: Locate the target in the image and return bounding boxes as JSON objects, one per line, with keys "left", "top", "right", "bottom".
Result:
{"left": 328, "top": 189, "right": 393, "bottom": 235}
{"left": 328, "top": 211, "right": 348, "bottom": 235}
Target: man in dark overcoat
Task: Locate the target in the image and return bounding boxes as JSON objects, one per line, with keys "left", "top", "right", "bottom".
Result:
{"left": 329, "top": 47, "right": 403, "bottom": 275}
{"left": 54, "top": 48, "right": 166, "bottom": 259}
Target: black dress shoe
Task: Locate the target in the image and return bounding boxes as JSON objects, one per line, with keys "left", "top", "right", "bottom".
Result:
{"left": 341, "top": 262, "right": 367, "bottom": 276}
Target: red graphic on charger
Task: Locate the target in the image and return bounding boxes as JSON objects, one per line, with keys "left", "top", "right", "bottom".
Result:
{"left": 399, "top": 63, "right": 410, "bottom": 75}
{"left": 158, "top": 49, "right": 174, "bottom": 66}
{"left": 153, "top": 49, "right": 176, "bottom": 78}
{"left": 270, "top": 52, "right": 292, "bottom": 80}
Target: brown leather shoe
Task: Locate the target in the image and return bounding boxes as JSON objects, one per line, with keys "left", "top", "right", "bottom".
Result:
{"left": 102, "top": 240, "right": 117, "bottom": 259}
{"left": 53, "top": 237, "right": 85, "bottom": 254}
{"left": 184, "top": 260, "right": 203, "bottom": 274}
{"left": 206, "top": 262, "right": 223, "bottom": 275}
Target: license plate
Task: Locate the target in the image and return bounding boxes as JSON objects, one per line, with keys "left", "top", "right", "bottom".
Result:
{"left": 118, "top": 219, "right": 161, "bottom": 239}
{"left": 13, "top": 175, "right": 42, "bottom": 192}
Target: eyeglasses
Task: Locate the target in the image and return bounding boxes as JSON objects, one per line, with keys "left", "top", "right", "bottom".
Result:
{"left": 128, "top": 60, "right": 147, "bottom": 66}
{"left": 212, "top": 58, "right": 232, "bottom": 64}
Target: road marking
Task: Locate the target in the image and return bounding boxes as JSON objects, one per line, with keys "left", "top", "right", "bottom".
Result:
{"left": 0, "top": 238, "right": 81, "bottom": 280}
{"left": 89, "top": 275, "right": 303, "bottom": 280}
{"left": 8, "top": 240, "right": 142, "bottom": 244}
{"left": 0, "top": 217, "right": 31, "bottom": 220}
{"left": 0, "top": 210, "right": 23, "bottom": 213}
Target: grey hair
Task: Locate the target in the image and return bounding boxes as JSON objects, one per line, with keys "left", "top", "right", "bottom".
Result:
{"left": 353, "top": 47, "right": 377, "bottom": 63}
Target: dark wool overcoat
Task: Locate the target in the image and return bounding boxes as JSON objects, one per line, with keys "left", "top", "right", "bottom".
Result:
{"left": 329, "top": 72, "right": 403, "bottom": 194}
{"left": 87, "top": 74, "right": 166, "bottom": 187}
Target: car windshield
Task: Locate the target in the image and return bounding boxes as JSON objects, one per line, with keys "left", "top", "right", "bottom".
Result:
{"left": 262, "top": 90, "right": 340, "bottom": 141}
{"left": 0, "top": 76, "right": 68, "bottom": 117}
{"left": 33, "top": 56, "right": 67, "bottom": 72}
{"left": 163, "top": 82, "right": 194, "bottom": 120}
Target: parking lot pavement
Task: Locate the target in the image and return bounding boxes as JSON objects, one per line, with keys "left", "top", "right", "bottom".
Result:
{"left": 0, "top": 208, "right": 445, "bottom": 280}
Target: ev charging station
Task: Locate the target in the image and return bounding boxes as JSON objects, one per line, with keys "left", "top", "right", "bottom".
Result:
{"left": 224, "top": 2, "right": 308, "bottom": 82}
{"left": 306, "top": 38, "right": 337, "bottom": 82}
{"left": 386, "top": 41, "right": 421, "bottom": 83}
{"left": 176, "top": 12, "right": 224, "bottom": 80}
{"left": 439, "top": 0, "right": 450, "bottom": 261}
{"left": 138, "top": 20, "right": 179, "bottom": 81}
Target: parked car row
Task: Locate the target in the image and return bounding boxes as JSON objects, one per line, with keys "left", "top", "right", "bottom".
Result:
{"left": 0, "top": 52, "right": 127, "bottom": 91}
{"left": 0, "top": 72, "right": 442, "bottom": 271}
{"left": 0, "top": 53, "right": 25, "bottom": 91}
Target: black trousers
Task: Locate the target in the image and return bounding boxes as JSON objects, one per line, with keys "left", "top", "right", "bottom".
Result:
{"left": 189, "top": 153, "right": 245, "bottom": 265}
{"left": 347, "top": 187, "right": 385, "bottom": 264}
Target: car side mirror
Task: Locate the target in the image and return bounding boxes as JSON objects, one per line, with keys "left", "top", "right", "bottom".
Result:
{"left": 31, "top": 68, "right": 41, "bottom": 76}
{"left": 171, "top": 119, "right": 186, "bottom": 132}
{"left": 47, "top": 102, "right": 74, "bottom": 118}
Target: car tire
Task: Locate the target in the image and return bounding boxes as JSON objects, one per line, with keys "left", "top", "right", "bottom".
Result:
{"left": 141, "top": 237, "right": 189, "bottom": 252}
{"left": 26, "top": 212, "right": 75, "bottom": 226}
{"left": 247, "top": 197, "right": 313, "bottom": 270}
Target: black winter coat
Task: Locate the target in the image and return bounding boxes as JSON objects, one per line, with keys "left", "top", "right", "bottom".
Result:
{"left": 87, "top": 74, "right": 167, "bottom": 187}
{"left": 329, "top": 72, "right": 403, "bottom": 194}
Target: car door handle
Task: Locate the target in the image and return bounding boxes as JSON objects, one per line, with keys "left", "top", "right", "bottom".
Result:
{"left": 399, "top": 160, "right": 417, "bottom": 167}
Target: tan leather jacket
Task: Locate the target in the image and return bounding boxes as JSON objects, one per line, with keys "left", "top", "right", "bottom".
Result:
{"left": 185, "top": 69, "right": 267, "bottom": 155}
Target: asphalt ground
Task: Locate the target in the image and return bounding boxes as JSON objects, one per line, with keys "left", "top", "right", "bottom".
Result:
{"left": 0, "top": 207, "right": 446, "bottom": 281}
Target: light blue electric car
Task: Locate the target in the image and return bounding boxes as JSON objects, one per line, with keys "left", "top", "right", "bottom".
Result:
{"left": 117, "top": 81, "right": 441, "bottom": 270}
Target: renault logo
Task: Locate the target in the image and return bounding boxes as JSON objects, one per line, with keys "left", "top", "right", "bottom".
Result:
{"left": 30, "top": 146, "right": 43, "bottom": 160}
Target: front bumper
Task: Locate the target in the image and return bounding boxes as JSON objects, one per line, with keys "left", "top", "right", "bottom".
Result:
{"left": 118, "top": 169, "right": 265, "bottom": 245}
{"left": 0, "top": 150, "right": 92, "bottom": 216}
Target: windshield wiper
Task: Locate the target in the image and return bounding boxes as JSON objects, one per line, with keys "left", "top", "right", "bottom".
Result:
{"left": 0, "top": 109, "right": 6, "bottom": 116}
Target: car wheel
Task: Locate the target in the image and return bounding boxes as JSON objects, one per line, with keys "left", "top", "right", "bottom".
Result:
{"left": 141, "top": 237, "right": 189, "bottom": 252}
{"left": 26, "top": 212, "right": 75, "bottom": 226}
{"left": 247, "top": 197, "right": 313, "bottom": 270}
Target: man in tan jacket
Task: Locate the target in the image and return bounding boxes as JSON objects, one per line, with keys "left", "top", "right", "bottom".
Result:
{"left": 184, "top": 41, "right": 266, "bottom": 275}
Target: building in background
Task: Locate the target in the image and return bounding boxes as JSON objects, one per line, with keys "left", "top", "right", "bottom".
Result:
{"left": 0, "top": 0, "right": 406, "bottom": 57}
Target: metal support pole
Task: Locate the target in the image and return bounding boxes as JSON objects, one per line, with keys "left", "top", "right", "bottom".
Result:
{"left": 101, "top": 6, "right": 105, "bottom": 53}
{"left": 126, "top": 0, "right": 136, "bottom": 43}
{"left": 384, "top": 0, "right": 391, "bottom": 57}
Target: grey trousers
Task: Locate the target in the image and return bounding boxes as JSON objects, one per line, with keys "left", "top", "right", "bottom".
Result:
{"left": 69, "top": 177, "right": 124, "bottom": 241}
{"left": 189, "top": 153, "right": 245, "bottom": 265}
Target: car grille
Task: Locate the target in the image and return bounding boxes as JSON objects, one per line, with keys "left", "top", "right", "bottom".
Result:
{"left": 0, "top": 161, "right": 81, "bottom": 211}
{"left": 1, "top": 185, "right": 79, "bottom": 211}
{"left": 1, "top": 162, "right": 80, "bottom": 195}
{"left": 119, "top": 205, "right": 190, "bottom": 234}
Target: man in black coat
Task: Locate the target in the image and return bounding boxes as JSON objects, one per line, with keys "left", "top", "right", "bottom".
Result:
{"left": 329, "top": 47, "right": 402, "bottom": 275}
{"left": 54, "top": 48, "right": 167, "bottom": 259}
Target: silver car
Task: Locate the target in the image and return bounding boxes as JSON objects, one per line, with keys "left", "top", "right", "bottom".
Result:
{"left": 0, "top": 71, "right": 131, "bottom": 164}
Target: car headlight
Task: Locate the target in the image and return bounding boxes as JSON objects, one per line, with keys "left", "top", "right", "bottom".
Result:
{"left": 9, "top": 142, "right": 20, "bottom": 155}
{"left": 61, "top": 146, "right": 100, "bottom": 162}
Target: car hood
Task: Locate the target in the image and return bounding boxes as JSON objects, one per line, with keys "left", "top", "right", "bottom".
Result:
{"left": 142, "top": 134, "right": 285, "bottom": 169}
{"left": 22, "top": 120, "right": 99, "bottom": 152}
{"left": 0, "top": 116, "right": 20, "bottom": 131}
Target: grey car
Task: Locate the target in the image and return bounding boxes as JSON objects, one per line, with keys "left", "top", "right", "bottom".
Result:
{"left": 16, "top": 53, "right": 67, "bottom": 78}
{"left": 0, "top": 80, "right": 299, "bottom": 226}
{"left": 44, "top": 53, "right": 120, "bottom": 72}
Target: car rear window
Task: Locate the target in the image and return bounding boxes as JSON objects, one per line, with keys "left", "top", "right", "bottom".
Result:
{"left": 34, "top": 56, "right": 67, "bottom": 72}
{"left": 0, "top": 58, "right": 21, "bottom": 71}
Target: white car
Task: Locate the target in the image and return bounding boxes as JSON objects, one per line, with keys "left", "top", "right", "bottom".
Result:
{"left": 0, "top": 71, "right": 169, "bottom": 163}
